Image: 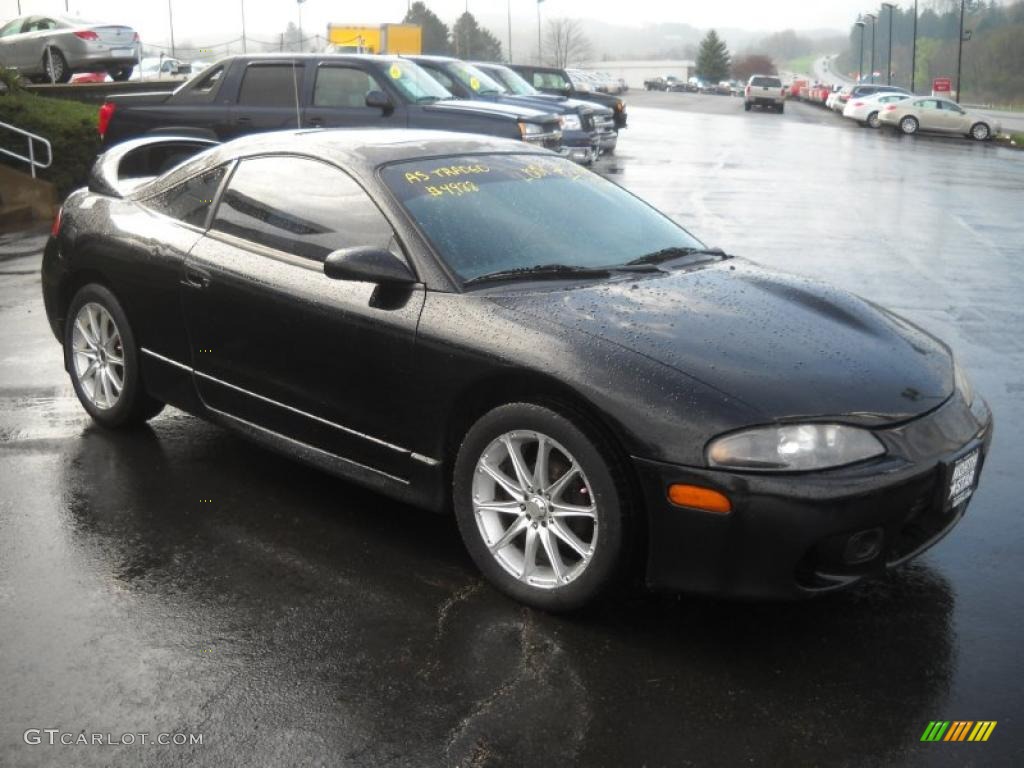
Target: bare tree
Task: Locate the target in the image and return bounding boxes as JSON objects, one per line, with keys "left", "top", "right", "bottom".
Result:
{"left": 544, "top": 18, "right": 591, "bottom": 68}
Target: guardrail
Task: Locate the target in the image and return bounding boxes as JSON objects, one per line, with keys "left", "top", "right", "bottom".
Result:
{"left": 0, "top": 121, "right": 52, "bottom": 179}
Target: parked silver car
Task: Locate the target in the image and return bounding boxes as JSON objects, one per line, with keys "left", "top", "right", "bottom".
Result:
{"left": 0, "top": 15, "right": 139, "bottom": 83}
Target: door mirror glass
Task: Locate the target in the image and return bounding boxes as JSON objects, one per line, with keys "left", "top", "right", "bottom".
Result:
{"left": 365, "top": 90, "right": 392, "bottom": 110}
{"left": 324, "top": 247, "right": 415, "bottom": 284}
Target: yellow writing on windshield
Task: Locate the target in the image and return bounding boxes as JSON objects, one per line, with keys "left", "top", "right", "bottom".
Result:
{"left": 404, "top": 163, "right": 490, "bottom": 184}
{"left": 425, "top": 181, "right": 480, "bottom": 197}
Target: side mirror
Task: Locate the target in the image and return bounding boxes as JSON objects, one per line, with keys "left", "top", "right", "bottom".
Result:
{"left": 324, "top": 247, "right": 416, "bottom": 285}
{"left": 365, "top": 90, "right": 393, "bottom": 111}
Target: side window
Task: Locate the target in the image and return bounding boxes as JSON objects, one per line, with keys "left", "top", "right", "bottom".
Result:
{"left": 917, "top": 99, "right": 939, "bottom": 110}
{"left": 0, "top": 19, "right": 22, "bottom": 37}
{"left": 238, "top": 64, "right": 303, "bottom": 108}
{"left": 146, "top": 166, "right": 227, "bottom": 228}
{"left": 313, "top": 67, "right": 380, "bottom": 108}
{"left": 211, "top": 156, "right": 395, "bottom": 263}
{"left": 422, "top": 65, "right": 457, "bottom": 91}
{"left": 180, "top": 65, "right": 225, "bottom": 103}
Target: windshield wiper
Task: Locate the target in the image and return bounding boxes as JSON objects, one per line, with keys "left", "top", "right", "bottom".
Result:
{"left": 624, "top": 246, "right": 727, "bottom": 267}
{"left": 463, "top": 263, "right": 611, "bottom": 287}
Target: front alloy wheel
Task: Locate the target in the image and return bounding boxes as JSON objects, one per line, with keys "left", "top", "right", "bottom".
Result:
{"left": 472, "top": 430, "right": 598, "bottom": 589}
{"left": 971, "top": 122, "right": 990, "bottom": 141}
{"left": 454, "top": 403, "right": 628, "bottom": 611}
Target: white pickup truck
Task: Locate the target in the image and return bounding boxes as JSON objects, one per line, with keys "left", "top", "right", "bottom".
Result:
{"left": 744, "top": 75, "right": 785, "bottom": 113}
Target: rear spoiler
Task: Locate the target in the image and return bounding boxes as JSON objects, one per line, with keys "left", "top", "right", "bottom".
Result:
{"left": 88, "top": 135, "right": 220, "bottom": 198}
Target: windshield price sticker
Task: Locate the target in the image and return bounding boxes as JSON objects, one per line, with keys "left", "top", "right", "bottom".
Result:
{"left": 403, "top": 164, "right": 490, "bottom": 185}
{"left": 389, "top": 64, "right": 403, "bottom": 80}
{"left": 469, "top": 76, "right": 481, "bottom": 91}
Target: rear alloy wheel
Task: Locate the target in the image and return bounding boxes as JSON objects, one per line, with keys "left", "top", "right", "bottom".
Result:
{"left": 744, "top": 102, "right": 751, "bottom": 112}
{"left": 900, "top": 116, "right": 919, "bottom": 135}
{"left": 65, "top": 284, "right": 164, "bottom": 428}
{"left": 42, "top": 48, "right": 70, "bottom": 83}
{"left": 867, "top": 111, "right": 881, "bottom": 129}
{"left": 453, "top": 403, "right": 627, "bottom": 611}
{"left": 970, "top": 122, "right": 990, "bottom": 141}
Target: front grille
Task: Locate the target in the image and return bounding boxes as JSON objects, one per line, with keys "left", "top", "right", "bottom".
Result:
{"left": 595, "top": 116, "right": 615, "bottom": 132}
{"left": 580, "top": 113, "right": 594, "bottom": 131}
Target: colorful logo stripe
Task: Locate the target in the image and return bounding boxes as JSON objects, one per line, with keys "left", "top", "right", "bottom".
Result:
{"left": 921, "top": 721, "right": 996, "bottom": 742}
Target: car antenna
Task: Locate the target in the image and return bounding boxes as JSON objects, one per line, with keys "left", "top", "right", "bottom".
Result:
{"left": 292, "top": 58, "right": 302, "bottom": 129}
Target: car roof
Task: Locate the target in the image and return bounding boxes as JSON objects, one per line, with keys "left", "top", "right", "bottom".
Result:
{"left": 146, "top": 129, "right": 546, "bottom": 193}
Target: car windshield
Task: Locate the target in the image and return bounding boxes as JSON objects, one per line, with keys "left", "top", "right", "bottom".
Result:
{"left": 373, "top": 60, "right": 452, "bottom": 102}
{"left": 486, "top": 65, "right": 538, "bottom": 96}
{"left": 381, "top": 154, "right": 705, "bottom": 283}
{"left": 442, "top": 61, "right": 505, "bottom": 96}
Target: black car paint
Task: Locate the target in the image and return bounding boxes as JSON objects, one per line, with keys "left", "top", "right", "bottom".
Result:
{"left": 101, "top": 54, "right": 562, "bottom": 152}
{"left": 511, "top": 64, "right": 628, "bottom": 128}
{"left": 42, "top": 130, "right": 991, "bottom": 598}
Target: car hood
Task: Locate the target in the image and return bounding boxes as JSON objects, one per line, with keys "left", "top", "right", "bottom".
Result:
{"left": 487, "top": 259, "right": 952, "bottom": 424}
{"left": 424, "top": 99, "right": 557, "bottom": 123}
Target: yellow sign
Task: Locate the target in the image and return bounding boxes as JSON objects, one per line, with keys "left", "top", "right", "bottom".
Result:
{"left": 469, "top": 76, "right": 481, "bottom": 91}
{"left": 389, "top": 64, "right": 402, "bottom": 80}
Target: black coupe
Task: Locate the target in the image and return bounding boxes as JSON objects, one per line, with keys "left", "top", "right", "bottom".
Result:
{"left": 42, "top": 130, "right": 992, "bottom": 610}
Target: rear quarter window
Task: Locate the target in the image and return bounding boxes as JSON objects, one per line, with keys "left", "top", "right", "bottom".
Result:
{"left": 750, "top": 76, "right": 782, "bottom": 88}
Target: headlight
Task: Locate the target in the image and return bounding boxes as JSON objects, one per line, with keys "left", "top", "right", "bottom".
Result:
{"left": 707, "top": 424, "right": 885, "bottom": 472}
{"left": 954, "top": 361, "right": 975, "bottom": 406}
{"left": 561, "top": 114, "right": 582, "bottom": 131}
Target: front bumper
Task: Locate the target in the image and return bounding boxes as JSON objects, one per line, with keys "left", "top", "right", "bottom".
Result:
{"left": 557, "top": 129, "right": 600, "bottom": 164}
{"left": 634, "top": 392, "right": 993, "bottom": 599}
{"left": 521, "top": 130, "right": 562, "bottom": 153}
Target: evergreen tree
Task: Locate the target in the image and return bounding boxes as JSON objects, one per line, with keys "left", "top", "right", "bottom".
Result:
{"left": 451, "top": 12, "right": 503, "bottom": 61}
{"left": 403, "top": 2, "right": 450, "bottom": 55}
{"left": 696, "top": 30, "right": 731, "bottom": 83}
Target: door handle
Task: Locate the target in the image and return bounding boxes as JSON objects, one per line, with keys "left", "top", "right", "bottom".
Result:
{"left": 183, "top": 266, "right": 211, "bottom": 290}
{"left": 309, "top": 117, "right": 323, "bottom": 127}
{"left": 236, "top": 116, "right": 251, "bottom": 125}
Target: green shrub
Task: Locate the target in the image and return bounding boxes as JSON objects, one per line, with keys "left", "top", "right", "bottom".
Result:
{"left": 0, "top": 91, "right": 100, "bottom": 199}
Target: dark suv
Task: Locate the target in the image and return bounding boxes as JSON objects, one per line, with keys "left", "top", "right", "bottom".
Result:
{"left": 511, "top": 64, "right": 627, "bottom": 129}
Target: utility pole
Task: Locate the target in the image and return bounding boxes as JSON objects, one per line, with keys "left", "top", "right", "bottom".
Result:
{"left": 167, "top": 0, "right": 176, "bottom": 59}
{"left": 882, "top": 3, "right": 895, "bottom": 85}
{"left": 240, "top": 0, "right": 247, "bottom": 53}
{"left": 865, "top": 13, "right": 877, "bottom": 84}
{"left": 910, "top": 0, "right": 918, "bottom": 92}
{"left": 955, "top": 0, "right": 967, "bottom": 103}
{"left": 537, "top": 0, "right": 544, "bottom": 65}
{"left": 297, "top": 0, "right": 306, "bottom": 53}
{"left": 855, "top": 20, "right": 866, "bottom": 83}
{"left": 507, "top": 0, "right": 513, "bottom": 63}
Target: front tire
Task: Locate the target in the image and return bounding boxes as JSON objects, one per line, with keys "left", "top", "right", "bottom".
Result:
{"left": 744, "top": 102, "right": 751, "bottom": 112}
{"left": 900, "top": 115, "right": 919, "bottom": 135}
{"left": 970, "top": 122, "right": 990, "bottom": 141}
{"left": 453, "top": 403, "right": 629, "bottom": 611}
{"left": 65, "top": 284, "right": 164, "bottom": 428}
{"left": 867, "top": 111, "right": 881, "bottom": 128}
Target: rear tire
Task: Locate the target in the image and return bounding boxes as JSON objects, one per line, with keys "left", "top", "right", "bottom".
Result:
{"left": 867, "top": 111, "right": 881, "bottom": 129}
{"left": 453, "top": 402, "right": 630, "bottom": 612}
{"left": 42, "top": 48, "right": 70, "bottom": 83}
{"left": 64, "top": 284, "right": 164, "bottom": 428}
{"left": 778, "top": 103, "right": 785, "bottom": 114}
{"left": 900, "top": 115, "right": 919, "bottom": 135}
{"left": 744, "top": 102, "right": 751, "bottom": 112}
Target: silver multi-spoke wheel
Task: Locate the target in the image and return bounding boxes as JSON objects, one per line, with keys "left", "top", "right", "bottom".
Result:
{"left": 472, "top": 430, "right": 598, "bottom": 589}
{"left": 972, "top": 123, "right": 990, "bottom": 141}
{"left": 72, "top": 302, "right": 125, "bottom": 409}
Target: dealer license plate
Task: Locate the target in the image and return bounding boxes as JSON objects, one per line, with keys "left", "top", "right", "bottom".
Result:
{"left": 946, "top": 448, "right": 980, "bottom": 510}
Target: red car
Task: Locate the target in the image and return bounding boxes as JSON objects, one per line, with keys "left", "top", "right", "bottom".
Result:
{"left": 70, "top": 72, "right": 109, "bottom": 84}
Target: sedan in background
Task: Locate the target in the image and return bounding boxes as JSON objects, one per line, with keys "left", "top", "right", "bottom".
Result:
{"left": 43, "top": 129, "right": 991, "bottom": 611}
{"left": 0, "top": 14, "right": 139, "bottom": 82}
{"left": 842, "top": 91, "right": 911, "bottom": 128}
{"left": 878, "top": 97, "right": 1001, "bottom": 140}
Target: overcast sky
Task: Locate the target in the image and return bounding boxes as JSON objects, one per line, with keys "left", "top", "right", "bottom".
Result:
{"left": 5, "top": 1, "right": 888, "bottom": 44}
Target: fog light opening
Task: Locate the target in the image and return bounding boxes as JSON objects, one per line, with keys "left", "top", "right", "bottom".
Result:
{"left": 843, "top": 527, "right": 885, "bottom": 564}
{"left": 667, "top": 484, "right": 732, "bottom": 514}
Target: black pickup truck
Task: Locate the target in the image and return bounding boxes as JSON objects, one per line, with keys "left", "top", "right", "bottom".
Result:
{"left": 511, "top": 65, "right": 627, "bottom": 129}
{"left": 99, "top": 54, "right": 563, "bottom": 152}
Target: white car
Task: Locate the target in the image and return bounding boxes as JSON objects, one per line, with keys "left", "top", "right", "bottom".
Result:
{"left": 843, "top": 92, "right": 911, "bottom": 128}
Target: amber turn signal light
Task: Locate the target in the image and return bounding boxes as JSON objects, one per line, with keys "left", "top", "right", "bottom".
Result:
{"left": 667, "top": 484, "right": 732, "bottom": 514}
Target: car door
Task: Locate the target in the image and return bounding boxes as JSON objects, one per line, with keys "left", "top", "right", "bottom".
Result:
{"left": 938, "top": 100, "right": 970, "bottom": 133}
{"left": 303, "top": 62, "right": 408, "bottom": 129}
{"left": 0, "top": 18, "right": 28, "bottom": 70}
{"left": 225, "top": 61, "right": 307, "bottom": 139}
{"left": 914, "top": 99, "right": 942, "bottom": 131}
{"left": 181, "top": 154, "right": 425, "bottom": 478}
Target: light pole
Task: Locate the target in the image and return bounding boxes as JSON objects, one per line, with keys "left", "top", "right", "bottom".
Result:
{"left": 864, "top": 13, "right": 877, "bottom": 84}
{"left": 882, "top": 3, "right": 895, "bottom": 85}
{"left": 240, "top": 0, "right": 247, "bottom": 53}
{"left": 167, "top": 0, "right": 176, "bottom": 59}
{"left": 297, "top": 0, "right": 306, "bottom": 53}
{"left": 507, "top": 0, "right": 512, "bottom": 63}
{"left": 955, "top": 0, "right": 969, "bottom": 103}
{"left": 910, "top": 0, "right": 918, "bottom": 93}
{"left": 537, "top": 0, "right": 544, "bottom": 65}
{"left": 855, "top": 20, "right": 866, "bottom": 83}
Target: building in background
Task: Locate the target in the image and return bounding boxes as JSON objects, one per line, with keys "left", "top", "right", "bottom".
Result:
{"left": 580, "top": 59, "right": 695, "bottom": 89}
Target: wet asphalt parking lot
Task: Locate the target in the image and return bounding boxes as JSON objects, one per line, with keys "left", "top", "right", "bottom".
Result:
{"left": 2, "top": 92, "right": 1023, "bottom": 767}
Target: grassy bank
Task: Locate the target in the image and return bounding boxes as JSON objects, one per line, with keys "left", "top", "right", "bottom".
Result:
{"left": 0, "top": 90, "right": 99, "bottom": 198}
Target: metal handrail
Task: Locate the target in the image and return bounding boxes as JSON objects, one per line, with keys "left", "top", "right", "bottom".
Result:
{"left": 0, "top": 121, "right": 53, "bottom": 179}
